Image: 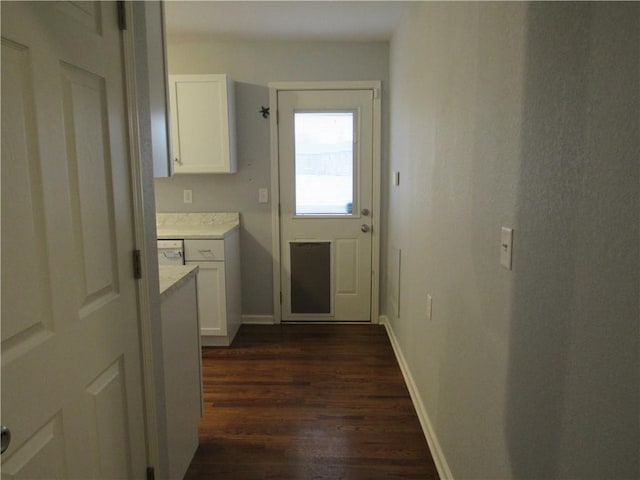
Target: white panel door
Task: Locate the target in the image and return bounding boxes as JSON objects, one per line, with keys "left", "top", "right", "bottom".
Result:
{"left": 1, "top": 2, "right": 147, "bottom": 478}
{"left": 278, "top": 90, "right": 374, "bottom": 321}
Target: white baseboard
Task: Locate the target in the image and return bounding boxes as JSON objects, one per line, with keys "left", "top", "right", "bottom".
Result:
{"left": 241, "top": 314, "right": 275, "bottom": 325}
{"left": 379, "top": 315, "right": 454, "bottom": 480}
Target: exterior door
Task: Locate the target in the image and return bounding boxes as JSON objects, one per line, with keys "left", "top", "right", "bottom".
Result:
{"left": 278, "top": 89, "right": 374, "bottom": 321}
{"left": 1, "top": 2, "right": 147, "bottom": 478}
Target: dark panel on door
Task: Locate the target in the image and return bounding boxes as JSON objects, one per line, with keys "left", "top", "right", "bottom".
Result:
{"left": 290, "top": 242, "right": 331, "bottom": 314}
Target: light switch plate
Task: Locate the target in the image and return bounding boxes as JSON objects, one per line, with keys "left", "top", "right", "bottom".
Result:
{"left": 501, "top": 227, "right": 513, "bottom": 270}
{"left": 183, "top": 189, "right": 193, "bottom": 204}
{"left": 258, "top": 188, "right": 269, "bottom": 204}
{"left": 426, "top": 294, "right": 433, "bottom": 321}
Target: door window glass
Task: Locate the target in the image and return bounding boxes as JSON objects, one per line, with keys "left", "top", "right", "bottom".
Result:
{"left": 294, "top": 112, "right": 354, "bottom": 215}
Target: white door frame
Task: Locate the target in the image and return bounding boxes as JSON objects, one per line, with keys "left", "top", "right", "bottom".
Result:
{"left": 122, "top": 2, "right": 168, "bottom": 476}
{"left": 268, "top": 81, "right": 382, "bottom": 324}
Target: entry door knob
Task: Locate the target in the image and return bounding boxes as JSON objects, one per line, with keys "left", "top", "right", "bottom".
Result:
{"left": 1, "top": 426, "right": 11, "bottom": 454}
{"left": 361, "top": 208, "right": 370, "bottom": 216}
{"left": 361, "top": 224, "right": 371, "bottom": 233}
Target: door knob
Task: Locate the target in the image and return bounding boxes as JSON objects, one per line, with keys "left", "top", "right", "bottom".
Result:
{"left": 1, "top": 426, "right": 11, "bottom": 454}
{"left": 361, "top": 224, "right": 370, "bottom": 233}
{"left": 361, "top": 208, "right": 370, "bottom": 216}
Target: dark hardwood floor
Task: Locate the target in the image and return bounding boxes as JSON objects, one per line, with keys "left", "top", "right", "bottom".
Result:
{"left": 184, "top": 324, "right": 439, "bottom": 480}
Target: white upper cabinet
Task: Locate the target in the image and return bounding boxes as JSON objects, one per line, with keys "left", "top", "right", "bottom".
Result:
{"left": 169, "top": 74, "right": 237, "bottom": 174}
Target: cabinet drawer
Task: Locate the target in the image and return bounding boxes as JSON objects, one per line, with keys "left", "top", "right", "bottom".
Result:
{"left": 184, "top": 239, "right": 225, "bottom": 261}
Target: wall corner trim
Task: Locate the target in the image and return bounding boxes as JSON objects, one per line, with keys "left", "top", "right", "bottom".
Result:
{"left": 379, "top": 315, "right": 454, "bottom": 480}
{"left": 241, "top": 315, "right": 276, "bottom": 325}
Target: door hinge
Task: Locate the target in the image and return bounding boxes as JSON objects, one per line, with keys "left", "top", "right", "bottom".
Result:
{"left": 133, "top": 249, "right": 142, "bottom": 279}
{"left": 280, "top": 292, "right": 282, "bottom": 304}
{"left": 276, "top": 109, "right": 279, "bottom": 125}
{"left": 146, "top": 466, "right": 155, "bottom": 480}
{"left": 117, "top": 1, "right": 127, "bottom": 31}
{"left": 278, "top": 203, "right": 281, "bottom": 217}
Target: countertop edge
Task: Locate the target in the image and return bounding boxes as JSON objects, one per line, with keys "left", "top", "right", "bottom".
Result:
{"left": 159, "top": 265, "right": 200, "bottom": 300}
{"left": 156, "top": 222, "right": 239, "bottom": 240}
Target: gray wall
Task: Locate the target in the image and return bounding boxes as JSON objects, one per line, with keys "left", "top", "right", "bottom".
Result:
{"left": 155, "top": 38, "right": 390, "bottom": 317}
{"left": 387, "top": 2, "right": 639, "bottom": 479}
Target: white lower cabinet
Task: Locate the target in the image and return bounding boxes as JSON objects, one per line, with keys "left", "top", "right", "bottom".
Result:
{"left": 185, "top": 230, "right": 241, "bottom": 346}
{"left": 160, "top": 273, "right": 201, "bottom": 480}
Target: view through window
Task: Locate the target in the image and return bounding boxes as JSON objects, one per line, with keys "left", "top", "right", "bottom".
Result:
{"left": 294, "top": 112, "right": 355, "bottom": 215}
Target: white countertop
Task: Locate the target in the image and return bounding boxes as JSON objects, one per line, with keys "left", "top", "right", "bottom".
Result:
{"left": 156, "top": 212, "right": 239, "bottom": 239}
{"left": 157, "top": 223, "right": 238, "bottom": 239}
{"left": 159, "top": 265, "right": 199, "bottom": 300}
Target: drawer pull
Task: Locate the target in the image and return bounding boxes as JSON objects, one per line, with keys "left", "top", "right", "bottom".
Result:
{"left": 185, "top": 241, "right": 224, "bottom": 260}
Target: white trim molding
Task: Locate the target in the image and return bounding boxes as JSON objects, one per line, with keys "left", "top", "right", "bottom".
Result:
{"left": 268, "top": 85, "right": 282, "bottom": 323}
{"left": 268, "top": 81, "right": 382, "bottom": 325}
{"left": 242, "top": 315, "right": 276, "bottom": 325}
{"left": 122, "top": 3, "right": 163, "bottom": 474}
{"left": 379, "top": 315, "right": 454, "bottom": 480}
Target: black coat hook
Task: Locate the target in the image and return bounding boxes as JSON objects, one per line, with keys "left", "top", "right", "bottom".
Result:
{"left": 260, "top": 106, "right": 270, "bottom": 119}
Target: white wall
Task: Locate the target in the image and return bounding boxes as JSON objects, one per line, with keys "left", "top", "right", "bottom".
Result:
{"left": 387, "top": 2, "right": 639, "bottom": 479}
{"left": 155, "top": 38, "right": 390, "bottom": 316}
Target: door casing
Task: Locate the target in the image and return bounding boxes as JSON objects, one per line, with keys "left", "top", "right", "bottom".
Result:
{"left": 268, "top": 81, "right": 382, "bottom": 324}
{"left": 123, "top": 2, "right": 171, "bottom": 476}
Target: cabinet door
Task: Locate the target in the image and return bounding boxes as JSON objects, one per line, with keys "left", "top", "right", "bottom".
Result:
{"left": 187, "top": 261, "right": 227, "bottom": 336}
{"left": 169, "top": 74, "right": 237, "bottom": 174}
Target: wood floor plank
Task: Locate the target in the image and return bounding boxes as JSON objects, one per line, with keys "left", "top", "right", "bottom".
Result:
{"left": 184, "top": 324, "right": 439, "bottom": 480}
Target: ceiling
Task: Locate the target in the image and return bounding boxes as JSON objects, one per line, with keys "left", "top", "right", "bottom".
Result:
{"left": 163, "top": 1, "right": 412, "bottom": 42}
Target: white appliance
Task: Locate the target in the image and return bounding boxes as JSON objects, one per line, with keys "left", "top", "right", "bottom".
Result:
{"left": 157, "top": 239, "right": 184, "bottom": 265}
